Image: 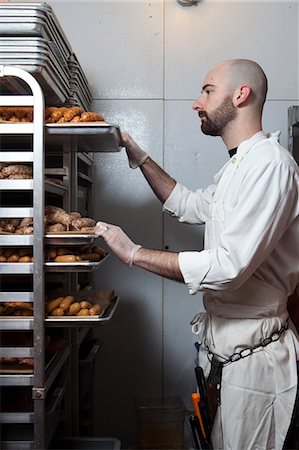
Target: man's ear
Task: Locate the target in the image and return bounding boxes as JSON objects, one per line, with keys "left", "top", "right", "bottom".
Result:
{"left": 234, "top": 84, "right": 251, "bottom": 107}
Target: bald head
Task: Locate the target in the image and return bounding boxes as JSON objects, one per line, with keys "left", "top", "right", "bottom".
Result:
{"left": 217, "top": 59, "right": 268, "bottom": 111}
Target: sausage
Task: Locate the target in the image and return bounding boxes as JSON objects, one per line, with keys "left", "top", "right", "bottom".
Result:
{"left": 5, "top": 302, "right": 33, "bottom": 310}
{"left": 8, "top": 174, "right": 32, "bottom": 179}
{"left": 59, "top": 296, "right": 75, "bottom": 312}
{"left": 2, "top": 164, "right": 32, "bottom": 178}
{"left": 15, "top": 226, "right": 33, "bottom": 235}
{"left": 79, "top": 301, "right": 92, "bottom": 309}
{"left": 63, "top": 106, "right": 84, "bottom": 122}
{"left": 69, "top": 211, "right": 81, "bottom": 220}
{"left": 76, "top": 308, "right": 90, "bottom": 316}
{"left": 44, "top": 206, "right": 72, "bottom": 228}
{"left": 49, "top": 107, "right": 68, "bottom": 123}
{"left": 51, "top": 307, "right": 65, "bottom": 316}
{"left": 54, "top": 255, "right": 77, "bottom": 263}
{"left": 77, "top": 226, "right": 95, "bottom": 233}
{"left": 7, "top": 254, "right": 19, "bottom": 262}
{"left": 68, "top": 302, "right": 81, "bottom": 315}
{"left": 19, "top": 217, "right": 33, "bottom": 228}
{"left": 79, "top": 252, "right": 101, "bottom": 262}
{"left": 89, "top": 304, "right": 102, "bottom": 315}
{"left": 18, "top": 256, "right": 31, "bottom": 263}
{"left": 45, "top": 223, "right": 66, "bottom": 233}
{"left": 4, "top": 224, "right": 16, "bottom": 233}
{"left": 80, "top": 111, "right": 105, "bottom": 122}
{"left": 46, "top": 297, "right": 64, "bottom": 314}
{"left": 71, "top": 217, "right": 96, "bottom": 230}
{"left": 70, "top": 115, "right": 82, "bottom": 123}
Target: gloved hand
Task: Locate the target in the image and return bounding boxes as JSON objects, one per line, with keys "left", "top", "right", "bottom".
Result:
{"left": 94, "top": 221, "right": 141, "bottom": 267}
{"left": 121, "top": 131, "right": 149, "bottom": 169}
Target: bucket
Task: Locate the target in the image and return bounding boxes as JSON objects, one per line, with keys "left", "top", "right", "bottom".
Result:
{"left": 136, "top": 396, "right": 185, "bottom": 449}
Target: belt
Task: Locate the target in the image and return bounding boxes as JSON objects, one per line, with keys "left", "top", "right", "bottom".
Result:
{"left": 204, "top": 319, "right": 289, "bottom": 406}
{"left": 204, "top": 318, "right": 289, "bottom": 366}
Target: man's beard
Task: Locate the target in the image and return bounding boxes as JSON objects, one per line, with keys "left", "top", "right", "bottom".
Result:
{"left": 200, "top": 96, "right": 237, "bottom": 136}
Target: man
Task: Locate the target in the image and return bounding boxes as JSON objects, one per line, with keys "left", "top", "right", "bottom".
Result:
{"left": 95, "top": 59, "right": 299, "bottom": 449}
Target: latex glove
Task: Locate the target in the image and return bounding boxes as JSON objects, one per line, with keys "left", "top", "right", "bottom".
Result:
{"left": 94, "top": 221, "right": 141, "bottom": 267}
{"left": 121, "top": 131, "right": 149, "bottom": 169}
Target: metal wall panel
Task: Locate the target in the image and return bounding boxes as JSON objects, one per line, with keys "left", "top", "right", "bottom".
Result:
{"left": 48, "top": 1, "right": 299, "bottom": 447}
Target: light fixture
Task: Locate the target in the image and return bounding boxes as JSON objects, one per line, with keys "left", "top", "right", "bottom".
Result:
{"left": 177, "top": 0, "right": 199, "bottom": 6}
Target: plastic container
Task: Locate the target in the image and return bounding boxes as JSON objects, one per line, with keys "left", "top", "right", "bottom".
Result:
{"left": 50, "top": 437, "right": 121, "bottom": 449}
{"left": 137, "top": 397, "right": 185, "bottom": 449}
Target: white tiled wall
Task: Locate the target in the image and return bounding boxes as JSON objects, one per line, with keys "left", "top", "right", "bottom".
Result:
{"left": 49, "top": 1, "right": 298, "bottom": 447}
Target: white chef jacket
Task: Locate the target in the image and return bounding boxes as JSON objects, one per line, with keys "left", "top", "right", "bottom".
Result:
{"left": 163, "top": 131, "right": 299, "bottom": 450}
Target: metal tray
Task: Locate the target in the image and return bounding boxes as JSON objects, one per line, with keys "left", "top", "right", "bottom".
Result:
{"left": 45, "top": 296, "right": 119, "bottom": 325}
{"left": 45, "top": 256, "right": 108, "bottom": 272}
{"left": 46, "top": 123, "right": 122, "bottom": 152}
{"left": 45, "top": 232, "right": 99, "bottom": 246}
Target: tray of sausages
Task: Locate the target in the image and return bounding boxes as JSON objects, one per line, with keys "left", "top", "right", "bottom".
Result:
{"left": 44, "top": 244, "right": 108, "bottom": 272}
{"left": 45, "top": 289, "right": 118, "bottom": 323}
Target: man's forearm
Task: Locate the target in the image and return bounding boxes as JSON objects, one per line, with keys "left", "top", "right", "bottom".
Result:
{"left": 133, "top": 247, "right": 184, "bottom": 282}
{"left": 140, "top": 157, "right": 176, "bottom": 204}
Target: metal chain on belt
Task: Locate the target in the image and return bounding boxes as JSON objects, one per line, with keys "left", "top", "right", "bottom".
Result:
{"left": 204, "top": 319, "right": 289, "bottom": 366}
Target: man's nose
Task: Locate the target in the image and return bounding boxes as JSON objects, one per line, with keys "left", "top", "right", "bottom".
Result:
{"left": 192, "top": 96, "right": 203, "bottom": 111}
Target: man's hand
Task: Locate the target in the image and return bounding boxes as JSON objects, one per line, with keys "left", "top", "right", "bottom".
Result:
{"left": 121, "top": 132, "right": 149, "bottom": 169}
{"left": 94, "top": 221, "right": 141, "bottom": 267}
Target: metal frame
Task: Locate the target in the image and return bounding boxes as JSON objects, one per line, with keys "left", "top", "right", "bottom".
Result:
{"left": 0, "top": 65, "right": 45, "bottom": 449}
{"left": 288, "top": 105, "right": 299, "bottom": 164}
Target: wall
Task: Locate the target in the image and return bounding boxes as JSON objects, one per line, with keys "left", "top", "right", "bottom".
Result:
{"left": 49, "top": 1, "right": 299, "bottom": 447}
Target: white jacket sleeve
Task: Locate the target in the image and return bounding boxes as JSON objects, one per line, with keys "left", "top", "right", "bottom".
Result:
{"left": 179, "top": 159, "right": 299, "bottom": 294}
{"left": 163, "top": 182, "right": 216, "bottom": 224}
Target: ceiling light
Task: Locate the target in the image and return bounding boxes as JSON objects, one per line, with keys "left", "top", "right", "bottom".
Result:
{"left": 177, "top": 0, "right": 199, "bottom": 6}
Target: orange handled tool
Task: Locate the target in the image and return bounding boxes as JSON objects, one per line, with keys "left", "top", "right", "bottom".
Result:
{"left": 191, "top": 392, "right": 206, "bottom": 439}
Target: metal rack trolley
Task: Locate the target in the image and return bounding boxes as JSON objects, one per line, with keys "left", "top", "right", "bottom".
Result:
{"left": 0, "top": 65, "right": 45, "bottom": 449}
{"left": 0, "top": 65, "right": 121, "bottom": 450}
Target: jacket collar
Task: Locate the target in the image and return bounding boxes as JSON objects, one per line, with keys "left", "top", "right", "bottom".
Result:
{"left": 214, "top": 131, "right": 267, "bottom": 184}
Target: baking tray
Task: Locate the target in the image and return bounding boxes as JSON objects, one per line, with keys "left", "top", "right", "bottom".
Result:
{"left": 45, "top": 232, "right": 99, "bottom": 246}
{"left": 0, "top": 347, "right": 59, "bottom": 375}
{"left": 46, "top": 123, "right": 122, "bottom": 152}
{"left": 0, "top": 365, "right": 33, "bottom": 374}
{"left": 45, "top": 256, "right": 108, "bottom": 272}
{"left": 46, "top": 295, "right": 119, "bottom": 324}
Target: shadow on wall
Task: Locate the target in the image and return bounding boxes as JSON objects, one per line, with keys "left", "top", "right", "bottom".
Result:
{"left": 93, "top": 293, "right": 163, "bottom": 448}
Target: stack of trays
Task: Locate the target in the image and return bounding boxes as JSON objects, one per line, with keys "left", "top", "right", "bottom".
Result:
{"left": 0, "top": 37, "right": 71, "bottom": 105}
{"left": 0, "top": 2, "right": 91, "bottom": 109}
{"left": 67, "top": 54, "right": 92, "bottom": 111}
